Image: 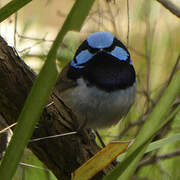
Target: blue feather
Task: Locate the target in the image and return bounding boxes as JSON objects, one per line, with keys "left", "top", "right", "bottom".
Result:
{"left": 87, "top": 32, "right": 114, "bottom": 49}
{"left": 109, "top": 47, "right": 129, "bottom": 61}
{"left": 70, "top": 50, "right": 95, "bottom": 69}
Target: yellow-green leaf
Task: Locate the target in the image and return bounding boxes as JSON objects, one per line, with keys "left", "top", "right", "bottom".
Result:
{"left": 73, "top": 141, "right": 130, "bottom": 180}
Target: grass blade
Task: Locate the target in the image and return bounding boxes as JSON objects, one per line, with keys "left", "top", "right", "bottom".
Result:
{"left": 104, "top": 70, "right": 180, "bottom": 180}
{"left": 0, "top": 0, "right": 32, "bottom": 23}
{"left": 117, "top": 131, "right": 180, "bottom": 163}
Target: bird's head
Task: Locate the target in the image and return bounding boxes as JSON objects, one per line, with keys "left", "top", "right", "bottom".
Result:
{"left": 70, "top": 32, "right": 132, "bottom": 69}
{"left": 68, "top": 32, "right": 136, "bottom": 91}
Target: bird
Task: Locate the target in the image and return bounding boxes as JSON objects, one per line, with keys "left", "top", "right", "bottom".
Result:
{"left": 56, "top": 32, "right": 136, "bottom": 129}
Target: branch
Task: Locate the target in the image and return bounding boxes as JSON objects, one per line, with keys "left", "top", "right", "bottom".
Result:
{"left": 0, "top": 36, "right": 115, "bottom": 179}
{"left": 118, "top": 119, "right": 145, "bottom": 138}
{"left": 157, "top": 0, "right": 180, "bottom": 18}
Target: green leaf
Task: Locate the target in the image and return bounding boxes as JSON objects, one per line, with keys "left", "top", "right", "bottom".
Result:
{"left": 117, "top": 131, "right": 180, "bottom": 163}
{"left": 0, "top": 1, "right": 95, "bottom": 180}
{"left": 104, "top": 70, "right": 180, "bottom": 180}
{"left": 0, "top": 0, "right": 32, "bottom": 23}
{"left": 146, "top": 131, "right": 180, "bottom": 153}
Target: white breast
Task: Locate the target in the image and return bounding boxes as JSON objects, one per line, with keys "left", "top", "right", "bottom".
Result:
{"left": 60, "top": 78, "right": 136, "bottom": 129}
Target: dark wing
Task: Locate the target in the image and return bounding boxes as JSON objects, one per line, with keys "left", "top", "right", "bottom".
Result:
{"left": 55, "top": 64, "right": 77, "bottom": 93}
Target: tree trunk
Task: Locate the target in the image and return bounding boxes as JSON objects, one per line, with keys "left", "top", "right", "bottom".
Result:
{"left": 0, "top": 36, "right": 114, "bottom": 180}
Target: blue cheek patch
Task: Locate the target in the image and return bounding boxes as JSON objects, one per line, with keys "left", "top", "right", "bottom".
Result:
{"left": 70, "top": 50, "right": 95, "bottom": 69}
{"left": 87, "top": 32, "right": 114, "bottom": 49}
{"left": 109, "top": 47, "right": 129, "bottom": 61}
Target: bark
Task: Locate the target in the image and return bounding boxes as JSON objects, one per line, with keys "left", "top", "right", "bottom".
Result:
{"left": 0, "top": 36, "right": 114, "bottom": 180}
{"left": 0, "top": 115, "right": 9, "bottom": 160}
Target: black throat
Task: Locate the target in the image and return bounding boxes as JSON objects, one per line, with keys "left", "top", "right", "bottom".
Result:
{"left": 67, "top": 52, "right": 136, "bottom": 92}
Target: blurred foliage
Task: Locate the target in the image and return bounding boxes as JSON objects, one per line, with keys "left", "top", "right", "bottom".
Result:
{"left": 13, "top": 150, "right": 56, "bottom": 180}
{"left": 0, "top": 0, "right": 180, "bottom": 179}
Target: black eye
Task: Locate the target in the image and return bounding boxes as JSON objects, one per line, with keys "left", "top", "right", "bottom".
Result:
{"left": 87, "top": 47, "right": 99, "bottom": 54}
{"left": 104, "top": 45, "right": 115, "bottom": 52}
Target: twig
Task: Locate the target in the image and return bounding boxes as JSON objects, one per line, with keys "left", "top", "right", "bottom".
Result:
{"left": 18, "top": 40, "right": 45, "bottom": 54}
{"left": 144, "top": 1, "right": 153, "bottom": 111}
{"left": 138, "top": 149, "right": 180, "bottom": 169}
{"left": 14, "top": 13, "right": 18, "bottom": 48}
{"left": 126, "top": 0, "right": 130, "bottom": 47}
{"left": 154, "top": 54, "right": 180, "bottom": 104}
{"left": 30, "top": 131, "right": 77, "bottom": 142}
{"left": 94, "top": 130, "right": 106, "bottom": 148}
{"left": 17, "top": 32, "right": 54, "bottom": 42}
{"left": 19, "top": 162, "right": 49, "bottom": 171}
{"left": 106, "top": 2, "right": 118, "bottom": 35}
{"left": 156, "top": 0, "right": 180, "bottom": 18}
{"left": 166, "top": 54, "right": 180, "bottom": 85}
{"left": 0, "top": 123, "right": 17, "bottom": 134}
{"left": 118, "top": 119, "right": 145, "bottom": 138}
{"left": 89, "top": 16, "right": 110, "bottom": 32}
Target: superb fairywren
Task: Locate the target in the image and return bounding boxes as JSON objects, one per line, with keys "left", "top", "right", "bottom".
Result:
{"left": 56, "top": 32, "right": 136, "bottom": 129}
